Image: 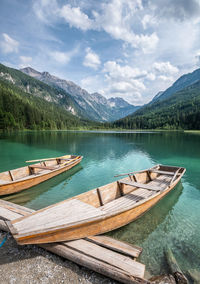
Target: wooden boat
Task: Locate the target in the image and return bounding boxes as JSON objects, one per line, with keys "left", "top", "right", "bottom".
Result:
{"left": 0, "top": 155, "right": 83, "bottom": 196}
{"left": 8, "top": 164, "right": 186, "bottom": 245}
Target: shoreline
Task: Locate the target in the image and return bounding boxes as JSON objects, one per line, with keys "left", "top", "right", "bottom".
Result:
{"left": 0, "top": 230, "right": 118, "bottom": 284}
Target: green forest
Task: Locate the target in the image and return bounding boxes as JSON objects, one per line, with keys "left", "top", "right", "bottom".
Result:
{"left": 0, "top": 80, "right": 96, "bottom": 130}
{"left": 1, "top": 62, "right": 200, "bottom": 131}
{"left": 110, "top": 81, "right": 200, "bottom": 130}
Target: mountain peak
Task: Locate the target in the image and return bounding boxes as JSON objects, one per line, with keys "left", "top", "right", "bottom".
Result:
{"left": 20, "top": 67, "right": 41, "bottom": 78}
{"left": 20, "top": 66, "right": 140, "bottom": 121}
{"left": 108, "top": 97, "right": 132, "bottom": 108}
{"left": 41, "top": 71, "right": 52, "bottom": 78}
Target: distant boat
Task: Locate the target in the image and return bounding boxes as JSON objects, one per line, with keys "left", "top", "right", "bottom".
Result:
{"left": 0, "top": 155, "right": 82, "bottom": 196}
{"left": 8, "top": 164, "right": 185, "bottom": 245}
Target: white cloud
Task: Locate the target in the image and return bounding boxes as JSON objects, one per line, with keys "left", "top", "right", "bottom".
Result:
{"left": 103, "top": 61, "right": 147, "bottom": 80}
{"left": 146, "top": 72, "right": 156, "bottom": 81}
{"left": 33, "top": 0, "right": 59, "bottom": 24}
{"left": 158, "top": 75, "right": 174, "bottom": 82}
{"left": 49, "top": 46, "right": 79, "bottom": 64}
{"left": 142, "top": 14, "right": 157, "bottom": 29}
{"left": 153, "top": 61, "right": 179, "bottom": 75}
{"left": 1, "top": 33, "right": 19, "bottom": 54}
{"left": 59, "top": 4, "right": 93, "bottom": 31}
{"left": 34, "top": 0, "right": 158, "bottom": 53}
{"left": 83, "top": 48, "right": 101, "bottom": 70}
{"left": 103, "top": 61, "right": 146, "bottom": 104}
{"left": 94, "top": 0, "right": 159, "bottom": 53}
{"left": 80, "top": 75, "right": 103, "bottom": 94}
{"left": 19, "top": 56, "right": 32, "bottom": 68}
{"left": 31, "top": 0, "right": 200, "bottom": 103}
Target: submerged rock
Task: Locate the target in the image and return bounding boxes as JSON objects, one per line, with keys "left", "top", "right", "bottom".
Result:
{"left": 150, "top": 274, "right": 176, "bottom": 284}
{"left": 188, "top": 269, "right": 200, "bottom": 283}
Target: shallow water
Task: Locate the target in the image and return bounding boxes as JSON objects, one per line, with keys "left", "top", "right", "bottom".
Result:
{"left": 0, "top": 130, "right": 200, "bottom": 278}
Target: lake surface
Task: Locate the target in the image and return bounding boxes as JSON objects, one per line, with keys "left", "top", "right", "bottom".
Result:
{"left": 0, "top": 130, "right": 200, "bottom": 278}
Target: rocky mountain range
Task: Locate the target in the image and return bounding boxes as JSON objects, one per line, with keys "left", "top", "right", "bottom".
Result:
{"left": 21, "top": 67, "right": 139, "bottom": 121}
{"left": 113, "top": 67, "right": 200, "bottom": 130}
{"left": 151, "top": 68, "right": 200, "bottom": 103}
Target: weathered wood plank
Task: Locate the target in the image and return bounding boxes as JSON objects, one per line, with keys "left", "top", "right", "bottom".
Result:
{"left": 29, "top": 165, "right": 55, "bottom": 170}
{"left": 42, "top": 242, "right": 149, "bottom": 284}
{"left": 0, "top": 200, "right": 148, "bottom": 284}
{"left": 64, "top": 239, "right": 145, "bottom": 278}
{"left": 86, "top": 235, "right": 142, "bottom": 258}
{"left": 0, "top": 207, "right": 21, "bottom": 220}
{"left": 9, "top": 170, "right": 15, "bottom": 181}
{"left": 0, "top": 199, "right": 34, "bottom": 214}
{"left": 119, "top": 181, "right": 160, "bottom": 191}
{"left": 0, "top": 200, "right": 34, "bottom": 216}
{"left": 12, "top": 199, "right": 105, "bottom": 236}
{"left": 150, "top": 170, "right": 181, "bottom": 176}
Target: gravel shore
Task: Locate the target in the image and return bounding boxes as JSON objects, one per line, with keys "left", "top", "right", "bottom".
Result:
{"left": 0, "top": 231, "right": 119, "bottom": 284}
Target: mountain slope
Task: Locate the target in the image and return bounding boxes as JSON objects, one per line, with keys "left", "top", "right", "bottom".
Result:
{"left": 112, "top": 79, "right": 200, "bottom": 130}
{"left": 153, "top": 68, "right": 200, "bottom": 102}
{"left": 0, "top": 78, "right": 96, "bottom": 130}
{"left": 0, "top": 63, "right": 98, "bottom": 130}
{"left": 21, "top": 67, "right": 139, "bottom": 121}
{"left": 0, "top": 63, "right": 87, "bottom": 118}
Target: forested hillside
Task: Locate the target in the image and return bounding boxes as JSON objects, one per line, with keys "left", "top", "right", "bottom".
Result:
{"left": 0, "top": 63, "right": 87, "bottom": 118}
{"left": 0, "top": 79, "right": 96, "bottom": 130}
{"left": 111, "top": 81, "right": 200, "bottom": 130}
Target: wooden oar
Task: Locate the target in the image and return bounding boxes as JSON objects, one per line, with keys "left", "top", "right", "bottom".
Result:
{"left": 114, "top": 165, "right": 160, "bottom": 177}
{"left": 26, "top": 157, "right": 60, "bottom": 163}
{"left": 62, "top": 156, "right": 80, "bottom": 166}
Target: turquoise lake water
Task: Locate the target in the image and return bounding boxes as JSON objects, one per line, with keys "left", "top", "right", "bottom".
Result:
{"left": 0, "top": 130, "right": 200, "bottom": 278}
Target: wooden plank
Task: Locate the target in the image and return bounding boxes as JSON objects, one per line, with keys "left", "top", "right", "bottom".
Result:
{"left": 101, "top": 189, "right": 152, "bottom": 213}
{"left": 117, "top": 181, "right": 124, "bottom": 196}
{"left": 150, "top": 170, "right": 181, "bottom": 176}
{"left": 0, "top": 207, "right": 21, "bottom": 220}
{"left": 9, "top": 170, "right": 15, "bottom": 181}
{"left": 120, "top": 181, "right": 160, "bottom": 191}
{"left": 0, "top": 200, "right": 34, "bottom": 214}
{"left": 26, "top": 157, "right": 62, "bottom": 163}
{"left": 12, "top": 199, "right": 106, "bottom": 236}
{"left": 86, "top": 236, "right": 142, "bottom": 258}
{"left": 64, "top": 239, "right": 145, "bottom": 278}
{"left": 29, "top": 165, "right": 55, "bottom": 170}
{"left": 0, "top": 200, "right": 148, "bottom": 284}
{"left": 96, "top": 188, "right": 104, "bottom": 206}
{"left": 170, "top": 168, "right": 181, "bottom": 185}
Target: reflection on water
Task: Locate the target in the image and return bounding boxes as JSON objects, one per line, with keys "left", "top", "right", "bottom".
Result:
{"left": 0, "top": 130, "right": 200, "bottom": 278}
{"left": 4, "top": 164, "right": 83, "bottom": 208}
{"left": 108, "top": 182, "right": 183, "bottom": 244}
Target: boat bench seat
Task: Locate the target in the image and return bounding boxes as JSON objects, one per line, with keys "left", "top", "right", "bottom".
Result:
{"left": 119, "top": 181, "right": 160, "bottom": 191}
{"left": 29, "top": 165, "right": 55, "bottom": 171}
{"left": 150, "top": 170, "right": 180, "bottom": 176}
{"left": 101, "top": 175, "right": 172, "bottom": 215}
{"left": 101, "top": 188, "right": 154, "bottom": 214}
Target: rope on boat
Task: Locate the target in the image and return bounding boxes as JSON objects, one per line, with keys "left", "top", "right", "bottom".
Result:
{"left": 0, "top": 234, "right": 8, "bottom": 248}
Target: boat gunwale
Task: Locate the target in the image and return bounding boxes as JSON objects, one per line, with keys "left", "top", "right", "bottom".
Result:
{"left": 0, "top": 156, "right": 83, "bottom": 187}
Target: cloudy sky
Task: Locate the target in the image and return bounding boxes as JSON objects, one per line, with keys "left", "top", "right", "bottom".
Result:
{"left": 1, "top": 0, "right": 200, "bottom": 105}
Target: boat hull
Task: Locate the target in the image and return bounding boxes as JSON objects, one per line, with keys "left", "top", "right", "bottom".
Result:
{"left": 0, "top": 157, "right": 82, "bottom": 196}
{"left": 15, "top": 171, "right": 182, "bottom": 245}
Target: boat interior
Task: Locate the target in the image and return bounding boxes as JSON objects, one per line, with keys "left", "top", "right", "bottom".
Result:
{"left": 71, "top": 164, "right": 185, "bottom": 214}
{"left": 11, "top": 164, "right": 185, "bottom": 240}
{"left": 0, "top": 155, "right": 80, "bottom": 184}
